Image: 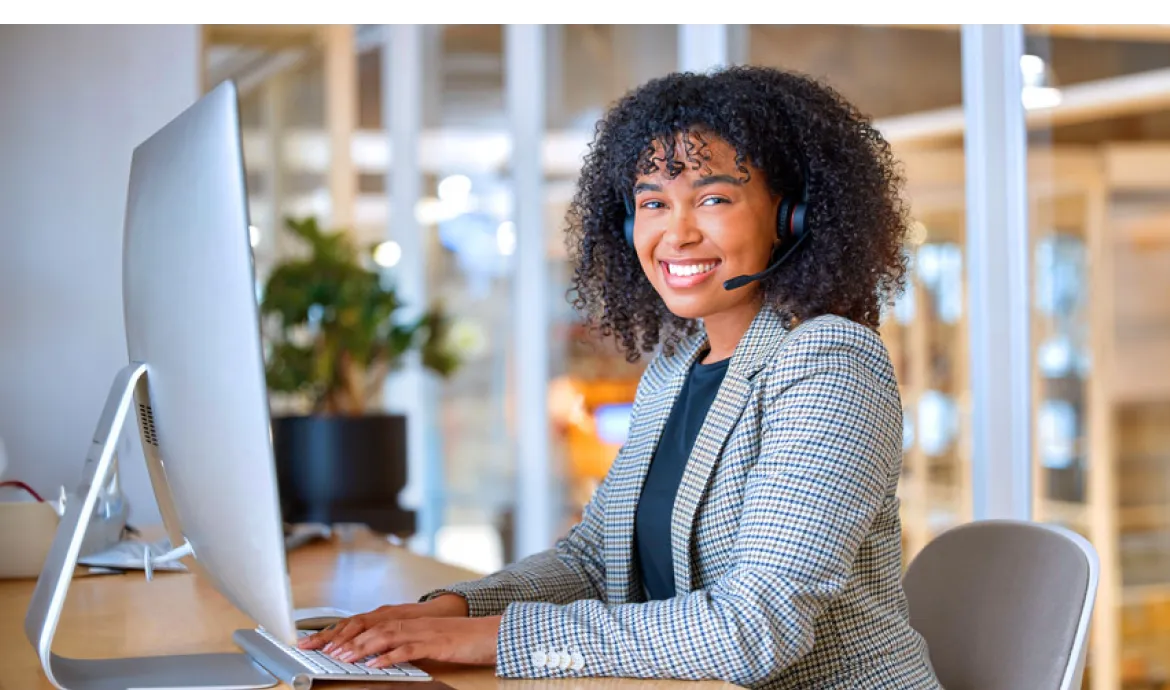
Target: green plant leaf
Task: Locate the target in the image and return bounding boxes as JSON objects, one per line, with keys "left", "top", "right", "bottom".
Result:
{"left": 259, "top": 215, "right": 465, "bottom": 414}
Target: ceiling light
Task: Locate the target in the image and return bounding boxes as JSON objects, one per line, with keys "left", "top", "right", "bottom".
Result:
{"left": 437, "top": 174, "right": 472, "bottom": 203}
{"left": 496, "top": 221, "right": 517, "bottom": 256}
{"left": 374, "top": 240, "right": 402, "bottom": 268}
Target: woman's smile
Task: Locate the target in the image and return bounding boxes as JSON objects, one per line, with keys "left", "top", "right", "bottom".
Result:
{"left": 659, "top": 259, "right": 723, "bottom": 288}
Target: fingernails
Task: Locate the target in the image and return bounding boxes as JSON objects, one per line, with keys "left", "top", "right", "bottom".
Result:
{"left": 323, "top": 643, "right": 335, "bottom": 653}
{"left": 338, "top": 650, "right": 356, "bottom": 663}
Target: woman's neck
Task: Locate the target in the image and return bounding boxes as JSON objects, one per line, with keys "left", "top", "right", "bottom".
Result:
{"left": 700, "top": 297, "right": 764, "bottom": 364}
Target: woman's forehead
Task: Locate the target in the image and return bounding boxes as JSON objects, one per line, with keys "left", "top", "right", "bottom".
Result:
{"left": 641, "top": 131, "right": 735, "bottom": 158}
{"left": 633, "top": 133, "right": 762, "bottom": 187}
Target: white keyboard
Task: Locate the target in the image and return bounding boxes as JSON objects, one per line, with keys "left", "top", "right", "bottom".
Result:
{"left": 232, "top": 627, "right": 433, "bottom": 686}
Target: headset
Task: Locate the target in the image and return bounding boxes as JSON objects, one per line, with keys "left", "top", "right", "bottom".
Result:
{"left": 622, "top": 167, "right": 811, "bottom": 291}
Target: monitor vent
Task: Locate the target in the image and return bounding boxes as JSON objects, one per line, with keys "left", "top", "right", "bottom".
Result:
{"left": 138, "top": 403, "right": 159, "bottom": 447}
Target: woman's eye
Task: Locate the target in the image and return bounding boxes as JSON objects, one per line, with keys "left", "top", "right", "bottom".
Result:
{"left": 701, "top": 197, "right": 729, "bottom": 206}
{"left": 641, "top": 200, "right": 664, "bottom": 210}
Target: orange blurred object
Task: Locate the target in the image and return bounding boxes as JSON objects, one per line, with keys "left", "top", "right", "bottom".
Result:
{"left": 552, "top": 375, "right": 639, "bottom": 483}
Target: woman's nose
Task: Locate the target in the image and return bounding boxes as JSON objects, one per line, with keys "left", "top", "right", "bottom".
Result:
{"left": 660, "top": 210, "right": 702, "bottom": 249}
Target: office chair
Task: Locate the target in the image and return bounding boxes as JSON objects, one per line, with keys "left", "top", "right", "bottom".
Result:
{"left": 903, "top": 519, "right": 1099, "bottom": 690}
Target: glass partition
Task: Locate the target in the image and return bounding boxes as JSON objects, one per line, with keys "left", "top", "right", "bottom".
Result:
{"left": 411, "top": 25, "right": 515, "bottom": 572}
{"left": 544, "top": 25, "right": 680, "bottom": 548}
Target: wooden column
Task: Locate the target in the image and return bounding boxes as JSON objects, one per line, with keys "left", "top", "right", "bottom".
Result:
{"left": 323, "top": 24, "right": 356, "bottom": 229}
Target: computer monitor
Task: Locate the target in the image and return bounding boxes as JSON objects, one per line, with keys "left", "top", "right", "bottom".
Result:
{"left": 25, "top": 80, "right": 296, "bottom": 689}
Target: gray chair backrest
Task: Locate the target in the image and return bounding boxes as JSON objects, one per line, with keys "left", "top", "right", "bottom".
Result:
{"left": 902, "top": 520, "right": 1098, "bottom": 690}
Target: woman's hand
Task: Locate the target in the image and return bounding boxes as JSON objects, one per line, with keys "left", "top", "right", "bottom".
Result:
{"left": 320, "top": 615, "right": 502, "bottom": 668}
{"left": 297, "top": 594, "right": 469, "bottom": 654}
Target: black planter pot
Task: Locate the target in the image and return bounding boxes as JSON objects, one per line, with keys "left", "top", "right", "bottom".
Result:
{"left": 272, "top": 414, "right": 416, "bottom": 538}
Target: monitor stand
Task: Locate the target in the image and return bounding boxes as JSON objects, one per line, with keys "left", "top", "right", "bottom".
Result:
{"left": 23, "top": 363, "right": 278, "bottom": 690}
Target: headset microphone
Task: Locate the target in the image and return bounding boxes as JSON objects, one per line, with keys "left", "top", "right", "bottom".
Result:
{"left": 722, "top": 232, "right": 811, "bottom": 290}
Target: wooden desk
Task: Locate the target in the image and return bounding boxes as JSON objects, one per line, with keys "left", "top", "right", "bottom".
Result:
{"left": 0, "top": 529, "right": 738, "bottom": 690}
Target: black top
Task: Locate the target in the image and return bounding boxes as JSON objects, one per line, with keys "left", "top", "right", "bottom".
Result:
{"left": 634, "top": 354, "right": 730, "bottom": 601}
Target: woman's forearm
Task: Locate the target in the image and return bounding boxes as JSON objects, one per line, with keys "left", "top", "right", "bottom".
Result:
{"left": 422, "top": 545, "right": 603, "bottom": 616}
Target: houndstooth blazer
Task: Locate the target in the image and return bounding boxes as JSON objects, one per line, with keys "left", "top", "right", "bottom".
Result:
{"left": 423, "top": 308, "right": 943, "bottom": 689}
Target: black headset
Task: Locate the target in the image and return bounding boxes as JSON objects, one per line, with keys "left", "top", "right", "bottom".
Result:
{"left": 622, "top": 168, "right": 811, "bottom": 291}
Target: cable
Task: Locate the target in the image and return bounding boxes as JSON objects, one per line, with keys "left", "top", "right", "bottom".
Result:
{"left": 0, "top": 480, "right": 45, "bottom": 502}
{"left": 144, "top": 539, "right": 195, "bottom": 581}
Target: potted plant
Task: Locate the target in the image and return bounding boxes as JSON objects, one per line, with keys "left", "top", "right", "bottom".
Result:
{"left": 259, "top": 216, "right": 466, "bottom": 537}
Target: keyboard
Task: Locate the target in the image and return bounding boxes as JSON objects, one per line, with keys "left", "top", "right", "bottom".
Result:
{"left": 233, "top": 627, "right": 433, "bottom": 686}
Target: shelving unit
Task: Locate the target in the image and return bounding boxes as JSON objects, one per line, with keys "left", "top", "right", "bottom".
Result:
{"left": 888, "top": 144, "right": 1170, "bottom": 689}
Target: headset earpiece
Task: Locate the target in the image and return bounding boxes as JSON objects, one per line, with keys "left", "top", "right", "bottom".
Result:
{"left": 776, "top": 169, "right": 810, "bottom": 241}
{"left": 777, "top": 197, "right": 793, "bottom": 240}
{"left": 722, "top": 165, "right": 813, "bottom": 291}
{"left": 789, "top": 202, "right": 808, "bottom": 239}
{"left": 782, "top": 197, "right": 808, "bottom": 240}
{"left": 623, "top": 195, "right": 636, "bottom": 247}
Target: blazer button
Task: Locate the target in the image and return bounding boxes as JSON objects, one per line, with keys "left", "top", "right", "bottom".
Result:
{"left": 531, "top": 649, "right": 547, "bottom": 667}
{"left": 570, "top": 652, "right": 585, "bottom": 671}
{"left": 558, "top": 652, "right": 573, "bottom": 670}
{"left": 546, "top": 651, "right": 561, "bottom": 668}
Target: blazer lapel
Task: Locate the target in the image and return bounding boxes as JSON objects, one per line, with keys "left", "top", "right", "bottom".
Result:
{"left": 604, "top": 333, "right": 706, "bottom": 604}
{"left": 670, "top": 307, "right": 791, "bottom": 595}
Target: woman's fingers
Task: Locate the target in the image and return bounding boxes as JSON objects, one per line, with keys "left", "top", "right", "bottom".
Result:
{"left": 333, "top": 620, "right": 412, "bottom": 662}
{"left": 296, "top": 620, "right": 344, "bottom": 650}
{"left": 298, "top": 602, "right": 453, "bottom": 651}
{"left": 324, "top": 617, "right": 371, "bottom": 652}
{"left": 297, "top": 615, "right": 368, "bottom": 651}
{"left": 368, "top": 642, "right": 430, "bottom": 669}
{"left": 336, "top": 616, "right": 499, "bottom": 667}
{"left": 300, "top": 607, "right": 399, "bottom": 650}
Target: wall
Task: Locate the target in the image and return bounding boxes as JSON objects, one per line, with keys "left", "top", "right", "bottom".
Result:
{"left": 0, "top": 25, "right": 201, "bottom": 524}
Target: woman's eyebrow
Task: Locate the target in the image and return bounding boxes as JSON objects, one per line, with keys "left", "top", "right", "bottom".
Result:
{"left": 633, "top": 175, "right": 742, "bottom": 195}
{"left": 692, "top": 174, "right": 743, "bottom": 189}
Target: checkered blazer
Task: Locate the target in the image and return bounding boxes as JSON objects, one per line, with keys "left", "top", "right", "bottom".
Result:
{"left": 423, "top": 309, "right": 942, "bottom": 689}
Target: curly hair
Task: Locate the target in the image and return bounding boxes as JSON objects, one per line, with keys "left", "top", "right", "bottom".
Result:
{"left": 564, "top": 65, "right": 911, "bottom": 362}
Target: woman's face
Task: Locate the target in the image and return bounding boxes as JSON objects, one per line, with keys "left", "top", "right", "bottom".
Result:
{"left": 630, "top": 134, "right": 781, "bottom": 322}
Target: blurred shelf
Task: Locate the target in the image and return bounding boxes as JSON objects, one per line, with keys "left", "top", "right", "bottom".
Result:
{"left": 891, "top": 144, "right": 1170, "bottom": 690}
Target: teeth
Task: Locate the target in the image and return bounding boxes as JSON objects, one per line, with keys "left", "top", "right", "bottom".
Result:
{"left": 667, "top": 262, "right": 717, "bottom": 277}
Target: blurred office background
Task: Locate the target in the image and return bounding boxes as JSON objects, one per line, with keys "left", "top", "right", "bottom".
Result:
{"left": 3, "top": 23, "right": 1170, "bottom": 689}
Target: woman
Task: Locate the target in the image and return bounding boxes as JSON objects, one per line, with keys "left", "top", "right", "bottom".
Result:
{"left": 299, "top": 65, "right": 943, "bottom": 689}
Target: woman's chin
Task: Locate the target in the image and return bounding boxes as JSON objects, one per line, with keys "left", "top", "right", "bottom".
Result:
{"left": 660, "top": 295, "right": 717, "bottom": 321}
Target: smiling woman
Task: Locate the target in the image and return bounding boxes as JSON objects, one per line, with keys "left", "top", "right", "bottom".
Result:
{"left": 627, "top": 137, "right": 784, "bottom": 362}
{"left": 566, "top": 66, "right": 911, "bottom": 365}
{"left": 298, "top": 65, "right": 941, "bottom": 690}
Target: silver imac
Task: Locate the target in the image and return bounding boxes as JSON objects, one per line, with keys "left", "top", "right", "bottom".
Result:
{"left": 24, "top": 80, "right": 295, "bottom": 689}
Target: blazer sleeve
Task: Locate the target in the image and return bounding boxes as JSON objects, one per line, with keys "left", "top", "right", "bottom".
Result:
{"left": 492, "top": 319, "right": 903, "bottom": 687}
{"left": 419, "top": 464, "right": 612, "bottom": 616}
